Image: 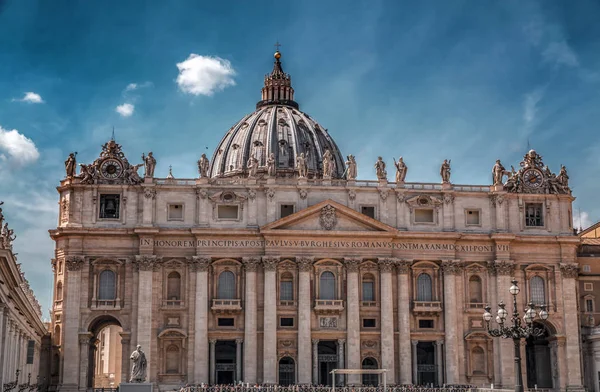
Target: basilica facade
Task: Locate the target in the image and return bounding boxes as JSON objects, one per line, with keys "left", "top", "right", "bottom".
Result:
{"left": 50, "top": 51, "right": 584, "bottom": 391}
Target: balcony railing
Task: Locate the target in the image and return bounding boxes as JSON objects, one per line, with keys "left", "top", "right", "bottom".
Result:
{"left": 92, "top": 299, "right": 120, "bottom": 309}
{"left": 163, "top": 300, "right": 184, "bottom": 307}
{"left": 279, "top": 300, "right": 296, "bottom": 307}
{"left": 211, "top": 299, "right": 242, "bottom": 313}
{"left": 468, "top": 302, "right": 486, "bottom": 309}
{"left": 412, "top": 300, "right": 443, "bottom": 314}
{"left": 361, "top": 301, "right": 378, "bottom": 307}
{"left": 314, "top": 299, "right": 344, "bottom": 314}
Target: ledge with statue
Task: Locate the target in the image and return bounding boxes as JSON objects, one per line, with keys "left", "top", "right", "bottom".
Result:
{"left": 120, "top": 345, "right": 152, "bottom": 392}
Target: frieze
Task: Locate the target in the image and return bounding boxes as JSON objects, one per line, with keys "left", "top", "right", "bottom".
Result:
{"left": 65, "top": 256, "right": 85, "bottom": 271}
{"left": 559, "top": 263, "right": 578, "bottom": 279}
{"left": 134, "top": 255, "right": 162, "bottom": 271}
{"left": 262, "top": 256, "right": 280, "bottom": 271}
{"left": 319, "top": 317, "right": 338, "bottom": 329}
{"left": 344, "top": 258, "right": 361, "bottom": 272}
{"left": 243, "top": 257, "right": 261, "bottom": 272}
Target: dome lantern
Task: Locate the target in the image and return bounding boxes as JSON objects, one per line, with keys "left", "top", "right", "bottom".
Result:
{"left": 256, "top": 47, "right": 298, "bottom": 110}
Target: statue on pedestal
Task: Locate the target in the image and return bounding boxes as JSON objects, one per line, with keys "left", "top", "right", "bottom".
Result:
{"left": 492, "top": 160, "right": 506, "bottom": 185}
{"left": 296, "top": 153, "right": 307, "bottom": 178}
{"left": 197, "top": 154, "right": 210, "bottom": 178}
{"left": 345, "top": 155, "right": 357, "bottom": 180}
{"left": 440, "top": 159, "right": 451, "bottom": 183}
{"left": 142, "top": 152, "right": 156, "bottom": 178}
{"left": 322, "top": 149, "right": 334, "bottom": 179}
{"left": 129, "top": 345, "right": 148, "bottom": 383}
{"left": 247, "top": 155, "right": 259, "bottom": 178}
{"left": 393, "top": 156, "right": 407, "bottom": 183}
{"left": 64, "top": 153, "right": 77, "bottom": 178}
{"left": 375, "top": 157, "right": 387, "bottom": 181}
{"left": 266, "top": 153, "right": 276, "bottom": 177}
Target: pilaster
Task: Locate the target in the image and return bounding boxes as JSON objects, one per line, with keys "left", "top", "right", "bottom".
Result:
{"left": 191, "top": 256, "right": 210, "bottom": 383}
{"left": 243, "top": 257, "right": 260, "bottom": 383}
{"left": 397, "top": 259, "right": 412, "bottom": 384}
{"left": 298, "top": 257, "right": 313, "bottom": 384}
{"left": 62, "top": 255, "right": 84, "bottom": 390}
{"left": 262, "top": 256, "right": 279, "bottom": 384}
{"left": 344, "top": 257, "right": 361, "bottom": 385}
{"left": 441, "top": 259, "right": 462, "bottom": 384}
{"left": 378, "top": 258, "right": 396, "bottom": 384}
{"left": 560, "top": 263, "right": 584, "bottom": 390}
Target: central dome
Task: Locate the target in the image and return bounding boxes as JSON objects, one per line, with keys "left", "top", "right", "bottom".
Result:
{"left": 209, "top": 51, "right": 345, "bottom": 179}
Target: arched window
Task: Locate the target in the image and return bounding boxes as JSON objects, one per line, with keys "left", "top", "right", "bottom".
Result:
{"left": 362, "top": 357, "right": 379, "bottom": 386}
{"left": 54, "top": 325, "right": 61, "bottom": 346}
{"left": 167, "top": 272, "right": 181, "bottom": 300}
{"left": 362, "top": 273, "right": 375, "bottom": 302}
{"left": 98, "top": 270, "right": 116, "bottom": 300}
{"left": 472, "top": 346, "right": 485, "bottom": 374}
{"left": 280, "top": 272, "right": 294, "bottom": 302}
{"left": 530, "top": 276, "right": 545, "bottom": 305}
{"left": 320, "top": 271, "right": 336, "bottom": 300}
{"left": 166, "top": 345, "right": 180, "bottom": 374}
{"left": 417, "top": 273, "right": 433, "bottom": 301}
{"left": 218, "top": 271, "right": 236, "bottom": 299}
{"left": 278, "top": 357, "right": 295, "bottom": 385}
{"left": 55, "top": 282, "right": 63, "bottom": 301}
{"left": 469, "top": 275, "right": 483, "bottom": 303}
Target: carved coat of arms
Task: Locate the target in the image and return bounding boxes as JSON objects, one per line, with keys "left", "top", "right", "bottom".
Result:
{"left": 319, "top": 205, "right": 337, "bottom": 230}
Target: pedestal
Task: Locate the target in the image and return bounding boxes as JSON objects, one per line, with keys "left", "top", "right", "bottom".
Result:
{"left": 247, "top": 178, "right": 257, "bottom": 185}
{"left": 266, "top": 177, "right": 276, "bottom": 185}
{"left": 144, "top": 177, "right": 153, "bottom": 184}
{"left": 298, "top": 177, "right": 308, "bottom": 185}
{"left": 120, "top": 383, "right": 153, "bottom": 392}
{"left": 441, "top": 182, "right": 452, "bottom": 190}
{"left": 492, "top": 184, "right": 504, "bottom": 192}
{"left": 322, "top": 180, "right": 332, "bottom": 186}
{"left": 195, "top": 177, "right": 209, "bottom": 185}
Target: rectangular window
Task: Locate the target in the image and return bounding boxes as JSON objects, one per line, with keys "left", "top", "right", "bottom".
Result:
{"left": 525, "top": 203, "right": 544, "bottom": 227}
{"left": 466, "top": 210, "right": 480, "bottom": 225}
{"left": 584, "top": 265, "right": 592, "bottom": 273}
{"left": 585, "top": 283, "right": 594, "bottom": 291}
{"left": 362, "top": 282, "right": 374, "bottom": 302}
{"left": 280, "top": 281, "right": 293, "bottom": 301}
{"left": 217, "top": 205, "right": 239, "bottom": 220}
{"left": 99, "top": 194, "right": 120, "bottom": 219}
{"left": 587, "top": 299, "right": 594, "bottom": 313}
{"left": 168, "top": 204, "right": 183, "bottom": 221}
{"left": 419, "top": 319, "right": 434, "bottom": 329}
{"left": 414, "top": 208, "right": 434, "bottom": 223}
{"left": 217, "top": 318, "right": 235, "bottom": 327}
{"left": 363, "top": 318, "right": 376, "bottom": 328}
{"left": 26, "top": 340, "right": 34, "bottom": 364}
{"left": 280, "top": 204, "right": 295, "bottom": 218}
{"left": 361, "top": 206, "right": 376, "bottom": 219}
{"left": 280, "top": 317, "right": 294, "bottom": 327}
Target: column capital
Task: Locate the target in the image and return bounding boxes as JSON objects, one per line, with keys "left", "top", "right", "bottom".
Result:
{"left": 491, "top": 259, "right": 514, "bottom": 276}
{"left": 189, "top": 256, "right": 211, "bottom": 272}
{"left": 560, "top": 263, "right": 579, "bottom": 279}
{"left": 434, "top": 339, "right": 444, "bottom": 346}
{"left": 134, "top": 255, "right": 162, "bottom": 271}
{"left": 78, "top": 332, "right": 92, "bottom": 345}
{"left": 441, "top": 259, "right": 463, "bottom": 275}
{"left": 65, "top": 255, "right": 85, "bottom": 271}
{"left": 209, "top": 339, "right": 217, "bottom": 344}
{"left": 235, "top": 338, "right": 244, "bottom": 344}
{"left": 312, "top": 338, "right": 320, "bottom": 346}
{"left": 378, "top": 258, "right": 397, "bottom": 273}
{"left": 297, "top": 256, "right": 314, "bottom": 272}
{"left": 262, "top": 256, "right": 280, "bottom": 271}
{"left": 337, "top": 338, "right": 346, "bottom": 345}
{"left": 396, "top": 259, "right": 413, "bottom": 274}
{"left": 344, "top": 258, "right": 361, "bottom": 272}
{"left": 243, "top": 256, "right": 261, "bottom": 271}
{"left": 411, "top": 340, "right": 419, "bottom": 347}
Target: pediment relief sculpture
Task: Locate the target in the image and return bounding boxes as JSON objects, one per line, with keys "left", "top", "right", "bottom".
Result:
{"left": 405, "top": 194, "right": 443, "bottom": 209}
{"left": 209, "top": 191, "right": 248, "bottom": 204}
{"left": 502, "top": 149, "right": 570, "bottom": 195}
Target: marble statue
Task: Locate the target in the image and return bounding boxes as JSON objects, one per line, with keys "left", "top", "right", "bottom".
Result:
{"left": 1, "top": 223, "right": 15, "bottom": 250}
{"left": 0, "top": 201, "right": 4, "bottom": 228}
{"left": 296, "top": 153, "right": 308, "bottom": 178}
{"left": 64, "top": 153, "right": 77, "bottom": 178}
{"left": 197, "top": 154, "right": 210, "bottom": 178}
{"left": 125, "top": 163, "right": 144, "bottom": 185}
{"left": 247, "top": 155, "right": 259, "bottom": 178}
{"left": 374, "top": 157, "right": 387, "bottom": 181}
{"left": 345, "top": 155, "right": 357, "bottom": 180}
{"left": 322, "top": 149, "right": 333, "bottom": 179}
{"left": 79, "top": 163, "right": 97, "bottom": 185}
{"left": 393, "top": 156, "right": 407, "bottom": 183}
{"left": 440, "top": 159, "right": 451, "bottom": 183}
{"left": 266, "top": 153, "right": 276, "bottom": 177}
{"left": 492, "top": 160, "right": 506, "bottom": 185}
{"left": 142, "top": 152, "right": 156, "bottom": 178}
{"left": 557, "top": 165, "right": 569, "bottom": 189}
{"left": 129, "top": 345, "right": 148, "bottom": 383}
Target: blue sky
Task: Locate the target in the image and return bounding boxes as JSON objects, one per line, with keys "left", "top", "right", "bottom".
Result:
{"left": 1, "top": 0, "right": 599, "bottom": 315}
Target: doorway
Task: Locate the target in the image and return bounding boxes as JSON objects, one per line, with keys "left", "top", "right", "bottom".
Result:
{"left": 362, "top": 357, "right": 379, "bottom": 386}
{"left": 278, "top": 357, "right": 295, "bottom": 385}
{"left": 526, "top": 323, "right": 553, "bottom": 389}
{"left": 417, "top": 342, "right": 436, "bottom": 386}
{"left": 216, "top": 340, "right": 237, "bottom": 384}
{"left": 318, "top": 341, "right": 338, "bottom": 385}
{"left": 87, "top": 316, "right": 123, "bottom": 389}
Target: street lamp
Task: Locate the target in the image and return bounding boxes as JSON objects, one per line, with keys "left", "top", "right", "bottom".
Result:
{"left": 483, "top": 279, "right": 549, "bottom": 392}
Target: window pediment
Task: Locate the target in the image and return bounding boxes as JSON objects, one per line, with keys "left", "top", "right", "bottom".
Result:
{"left": 405, "top": 195, "right": 443, "bottom": 209}
{"left": 158, "top": 328, "right": 187, "bottom": 339}
{"left": 209, "top": 191, "right": 248, "bottom": 204}
{"left": 91, "top": 257, "right": 124, "bottom": 266}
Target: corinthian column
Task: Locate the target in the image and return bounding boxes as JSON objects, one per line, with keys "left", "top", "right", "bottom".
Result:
{"left": 262, "top": 256, "right": 279, "bottom": 384}
{"left": 344, "top": 258, "right": 361, "bottom": 385}
{"left": 397, "top": 259, "right": 412, "bottom": 384}
{"left": 134, "top": 255, "right": 160, "bottom": 381}
{"left": 442, "top": 259, "right": 462, "bottom": 384}
{"left": 243, "top": 257, "right": 260, "bottom": 383}
{"left": 379, "top": 258, "right": 396, "bottom": 384}
{"left": 560, "top": 263, "right": 584, "bottom": 389}
{"left": 62, "top": 256, "right": 84, "bottom": 389}
{"left": 297, "top": 257, "right": 314, "bottom": 384}
{"left": 191, "top": 256, "right": 211, "bottom": 383}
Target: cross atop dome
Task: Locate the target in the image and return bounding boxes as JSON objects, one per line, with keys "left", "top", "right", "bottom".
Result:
{"left": 256, "top": 44, "right": 299, "bottom": 109}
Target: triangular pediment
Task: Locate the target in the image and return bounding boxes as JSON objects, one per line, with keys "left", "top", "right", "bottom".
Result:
{"left": 261, "top": 199, "right": 397, "bottom": 233}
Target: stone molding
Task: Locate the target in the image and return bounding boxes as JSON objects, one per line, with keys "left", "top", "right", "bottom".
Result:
{"left": 396, "top": 260, "right": 412, "bottom": 274}
{"left": 298, "top": 188, "right": 308, "bottom": 200}
{"left": 441, "top": 259, "right": 463, "bottom": 275}
{"left": 560, "top": 263, "right": 579, "bottom": 279}
{"left": 144, "top": 188, "right": 156, "bottom": 199}
{"left": 134, "top": 255, "right": 162, "bottom": 271}
{"left": 262, "top": 256, "right": 280, "bottom": 271}
{"left": 243, "top": 257, "right": 261, "bottom": 272}
{"left": 196, "top": 188, "right": 208, "bottom": 199}
{"left": 189, "top": 256, "right": 211, "bottom": 272}
{"left": 297, "top": 257, "right": 314, "bottom": 272}
{"left": 378, "top": 258, "right": 397, "bottom": 273}
{"left": 65, "top": 256, "right": 85, "bottom": 271}
{"left": 490, "top": 194, "right": 505, "bottom": 207}
{"left": 443, "top": 193, "right": 455, "bottom": 205}
{"left": 493, "top": 259, "right": 514, "bottom": 276}
{"left": 344, "top": 258, "right": 361, "bottom": 272}
{"left": 378, "top": 189, "right": 389, "bottom": 201}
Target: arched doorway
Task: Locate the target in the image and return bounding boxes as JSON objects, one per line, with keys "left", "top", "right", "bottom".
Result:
{"left": 87, "top": 316, "right": 123, "bottom": 389}
{"left": 362, "top": 357, "right": 378, "bottom": 386}
{"left": 526, "top": 322, "right": 553, "bottom": 389}
{"left": 215, "top": 341, "right": 237, "bottom": 384}
{"left": 278, "top": 357, "right": 295, "bottom": 385}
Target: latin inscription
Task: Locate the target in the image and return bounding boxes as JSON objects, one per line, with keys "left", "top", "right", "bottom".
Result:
{"left": 141, "top": 238, "right": 509, "bottom": 253}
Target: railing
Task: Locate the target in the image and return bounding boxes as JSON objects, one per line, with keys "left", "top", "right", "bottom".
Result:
{"left": 279, "top": 300, "right": 297, "bottom": 307}
{"left": 412, "top": 301, "right": 443, "bottom": 312}
{"left": 163, "top": 300, "right": 184, "bottom": 307}
{"left": 468, "top": 303, "right": 486, "bottom": 309}
{"left": 211, "top": 299, "right": 242, "bottom": 311}
{"left": 315, "top": 299, "right": 344, "bottom": 307}
{"left": 361, "top": 301, "right": 378, "bottom": 307}
{"left": 93, "top": 300, "right": 117, "bottom": 308}
{"left": 180, "top": 385, "right": 477, "bottom": 392}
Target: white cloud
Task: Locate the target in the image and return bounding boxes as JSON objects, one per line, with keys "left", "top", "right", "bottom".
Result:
{"left": 125, "top": 81, "right": 152, "bottom": 92}
{"left": 574, "top": 210, "right": 593, "bottom": 232}
{"left": 13, "top": 92, "right": 44, "bottom": 104}
{"left": 116, "top": 103, "right": 135, "bottom": 117}
{"left": 524, "top": 18, "right": 579, "bottom": 69}
{"left": 524, "top": 89, "right": 544, "bottom": 126}
{"left": 176, "top": 54, "right": 236, "bottom": 96}
{"left": 0, "top": 125, "right": 40, "bottom": 165}
{"left": 543, "top": 41, "right": 579, "bottom": 68}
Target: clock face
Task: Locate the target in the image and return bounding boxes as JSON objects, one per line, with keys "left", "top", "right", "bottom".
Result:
{"left": 523, "top": 168, "right": 543, "bottom": 188}
{"left": 100, "top": 159, "right": 123, "bottom": 179}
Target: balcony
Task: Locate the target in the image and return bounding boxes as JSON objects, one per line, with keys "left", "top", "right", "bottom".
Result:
{"left": 279, "top": 300, "right": 297, "bottom": 307}
{"left": 91, "top": 299, "right": 121, "bottom": 310}
{"left": 361, "top": 301, "right": 378, "bottom": 308}
{"left": 163, "top": 299, "right": 185, "bottom": 308}
{"left": 211, "top": 299, "right": 242, "bottom": 314}
{"left": 468, "top": 302, "right": 486, "bottom": 310}
{"left": 412, "top": 300, "right": 443, "bottom": 315}
{"left": 314, "top": 299, "right": 344, "bottom": 314}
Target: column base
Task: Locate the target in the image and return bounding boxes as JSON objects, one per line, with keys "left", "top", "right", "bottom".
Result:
{"left": 566, "top": 385, "right": 586, "bottom": 392}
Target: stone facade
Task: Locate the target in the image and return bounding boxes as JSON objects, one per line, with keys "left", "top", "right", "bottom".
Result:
{"left": 49, "top": 50, "right": 585, "bottom": 391}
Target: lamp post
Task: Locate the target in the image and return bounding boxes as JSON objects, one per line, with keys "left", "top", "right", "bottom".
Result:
{"left": 483, "top": 279, "right": 549, "bottom": 392}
